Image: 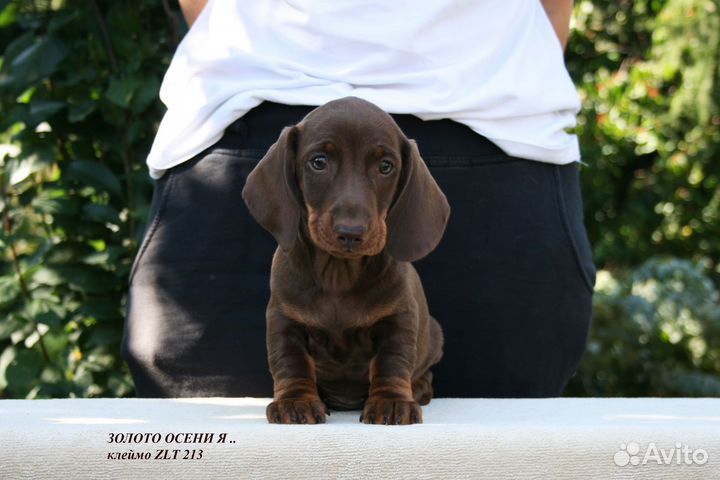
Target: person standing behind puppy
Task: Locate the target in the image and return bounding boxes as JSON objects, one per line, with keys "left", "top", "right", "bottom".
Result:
{"left": 123, "top": 0, "right": 596, "bottom": 399}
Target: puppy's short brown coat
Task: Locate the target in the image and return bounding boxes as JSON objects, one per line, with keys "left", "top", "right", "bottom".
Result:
{"left": 242, "top": 97, "right": 449, "bottom": 425}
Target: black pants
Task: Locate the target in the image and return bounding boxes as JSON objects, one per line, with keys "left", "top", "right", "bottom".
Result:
{"left": 123, "top": 102, "right": 596, "bottom": 398}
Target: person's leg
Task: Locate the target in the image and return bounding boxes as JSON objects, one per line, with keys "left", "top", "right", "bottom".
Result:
{"left": 122, "top": 104, "right": 313, "bottom": 397}
{"left": 395, "top": 116, "right": 596, "bottom": 397}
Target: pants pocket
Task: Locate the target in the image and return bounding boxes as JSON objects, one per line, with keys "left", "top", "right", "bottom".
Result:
{"left": 128, "top": 170, "right": 174, "bottom": 286}
{"left": 554, "top": 164, "right": 597, "bottom": 295}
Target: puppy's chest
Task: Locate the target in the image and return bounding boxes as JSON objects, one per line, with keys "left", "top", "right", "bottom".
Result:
{"left": 279, "top": 295, "right": 387, "bottom": 370}
{"left": 281, "top": 289, "right": 393, "bottom": 330}
{"left": 305, "top": 324, "right": 375, "bottom": 370}
{"left": 305, "top": 325, "right": 375, "bottom": 410}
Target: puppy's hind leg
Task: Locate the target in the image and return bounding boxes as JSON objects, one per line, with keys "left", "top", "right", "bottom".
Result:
{"left": 412, "top": 370, "right": 434, "bottom": 406}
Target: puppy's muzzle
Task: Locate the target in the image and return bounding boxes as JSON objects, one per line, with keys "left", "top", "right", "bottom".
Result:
{"left": 334, "top": 223, "right": 368, "bottom": 252}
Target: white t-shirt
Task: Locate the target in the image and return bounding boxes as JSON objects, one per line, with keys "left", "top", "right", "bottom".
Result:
{"left": 147, "top": 0, "right": 581, "bottom": 178}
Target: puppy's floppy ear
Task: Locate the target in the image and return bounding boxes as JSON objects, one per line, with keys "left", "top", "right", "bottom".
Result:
{"left": 385, "top": 139, "right": 450, "bottom": 262}
{"left": 242, "top": 126, "right": 302, "bottom": 251}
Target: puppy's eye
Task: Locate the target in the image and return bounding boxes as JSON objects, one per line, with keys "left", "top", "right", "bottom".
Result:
{"left": 309, "top": 155, "right": 328, "bottom": 171}
{"left": 379, "top": 160, "right": 394, "bottom": 175}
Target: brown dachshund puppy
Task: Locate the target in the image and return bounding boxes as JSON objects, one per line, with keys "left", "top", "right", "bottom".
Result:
{"left": 242, "top": 97, "right": 449, "bottom": 425}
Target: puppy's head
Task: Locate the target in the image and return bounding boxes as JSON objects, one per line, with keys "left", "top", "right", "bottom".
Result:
{"left": 242, "top": 97, "right": 450, "bottom": 262}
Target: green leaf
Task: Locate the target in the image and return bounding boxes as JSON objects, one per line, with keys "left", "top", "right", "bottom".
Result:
{"left": 82, "top": 203, "right": 121, "bottom": 224}
{"left": 0, "top": 1, "right": 17, "bottom": 28}
{"left": 6, "top": 35, "right": 69, "bottom": 87}
{"left": 35, "top": 310, "right": 62, "bottom": 328}
{"left": 80, "top": 299, "right": 121, "bottom": 323}
{"left": 65, "top": 160, "right": 122, "bottom": 196}
{"left": 30, "top": 267, "right": 64, "bottom": 288}
{"left": 10, "top": 323, "right": 34, "bottom": 345}
{"left": 87, "top": 325, "right": 122, "bottom": 349}
{"left": 47, "top": 9, "right": 78, "bottom": 32}
{"left": 82, "top": 250, "right": 110, "bottom": 266}
{"left": 68, "top": 100, "right": 97, "bottom": 123}
{"left": 19, "top": 295, "right": 64, "bottom": 330}
{"left": 39, "top": 365, "right": 64, "bottom": 385}
{"left": 5, "top": 156, "right": 35, "bottom": 185}
{"left": 34, "top": 379, "right": 73, "bottom": 399}
{"left": 43, "top": 241, "right": 94, "bottom": 265}
{"left": 4, "top": 346, "right": 43, "bottom": 395}
{"left": 0, "top": 345, "right": 16, "bottom": 391}
{"left": 83, "top": 347, "right": 115, "bottom": 372}
{"left": 130, "top": 75, "right": 160, "bottom": 113}
{"left": 0, "top": 275, "right": 21, "bottom": 310}
{"left": 31, "top": 189, "right": 81, "bottom": 216}
{"left": 4, "top": 149, "right": 54, "bottom": 186}
{"left": 0, "top": 316, "right": 22, "bottom": 340}
{"left": 105, "top": 76, "right": 142, "bottom": 108}
{"left": 0, "top": 31, "right": 32, "bottom": 87}
{"left": 107, "top": 372, "right": 134, "bottom": 398}
{"left": 33, "top": 265, "right": 116, "bottom": 294}
{"left": 23, "top": 323, "right": 50, "bottom": 349}
{"left": 29, "top": 100, "right": 65, "bottom": 117}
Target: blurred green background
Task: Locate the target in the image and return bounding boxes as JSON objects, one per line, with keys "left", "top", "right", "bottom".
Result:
{"left": 0, "top": 0, "right": 718, "bottom": 399}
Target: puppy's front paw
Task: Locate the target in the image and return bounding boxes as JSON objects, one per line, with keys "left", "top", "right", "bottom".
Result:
{"left": 266, "top": 397, "right": 329, "bottom": 424}
{"left": 360, "top": 397, "right": 422, "bottom": 425}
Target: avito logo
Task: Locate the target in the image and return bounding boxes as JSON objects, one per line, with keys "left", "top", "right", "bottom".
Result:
{"left": 614, "top": 442, "right": 709, "bottom": 467}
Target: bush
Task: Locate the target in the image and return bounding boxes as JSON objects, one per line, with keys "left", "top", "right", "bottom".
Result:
{"left": 0, "top": 0, "right": 180, "bottom": 397}
{"left": 566, "top": 257, "right": 720, "bottom": 396}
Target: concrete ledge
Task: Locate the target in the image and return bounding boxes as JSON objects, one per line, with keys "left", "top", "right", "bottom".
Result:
{"left": 1, "top": 398, "right": 719, "bottom": 479}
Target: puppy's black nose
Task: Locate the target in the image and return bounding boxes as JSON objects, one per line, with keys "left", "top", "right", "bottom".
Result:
{"left": 334, "top": 224, "right": 366, "bottom": 251}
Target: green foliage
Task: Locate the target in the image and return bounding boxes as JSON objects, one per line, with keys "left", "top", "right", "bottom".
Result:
{"left": 0, "top": 0, "right": 180, "bottom": 398}
{"left": 0, "top": 0, "right": 718, "bottom": 398}
{"left": 569, "top": 0, "right": 720, "bottom": 271}
{"left": 566, "top": 258, "right": 720, "bottom": 396}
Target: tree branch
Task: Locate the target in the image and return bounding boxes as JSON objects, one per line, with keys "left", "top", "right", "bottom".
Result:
{"left": 87, "top": 0, "right": 118, "bottom": 73}
{"left": 0, "top": 174, "right": 51, "bottom": 366}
